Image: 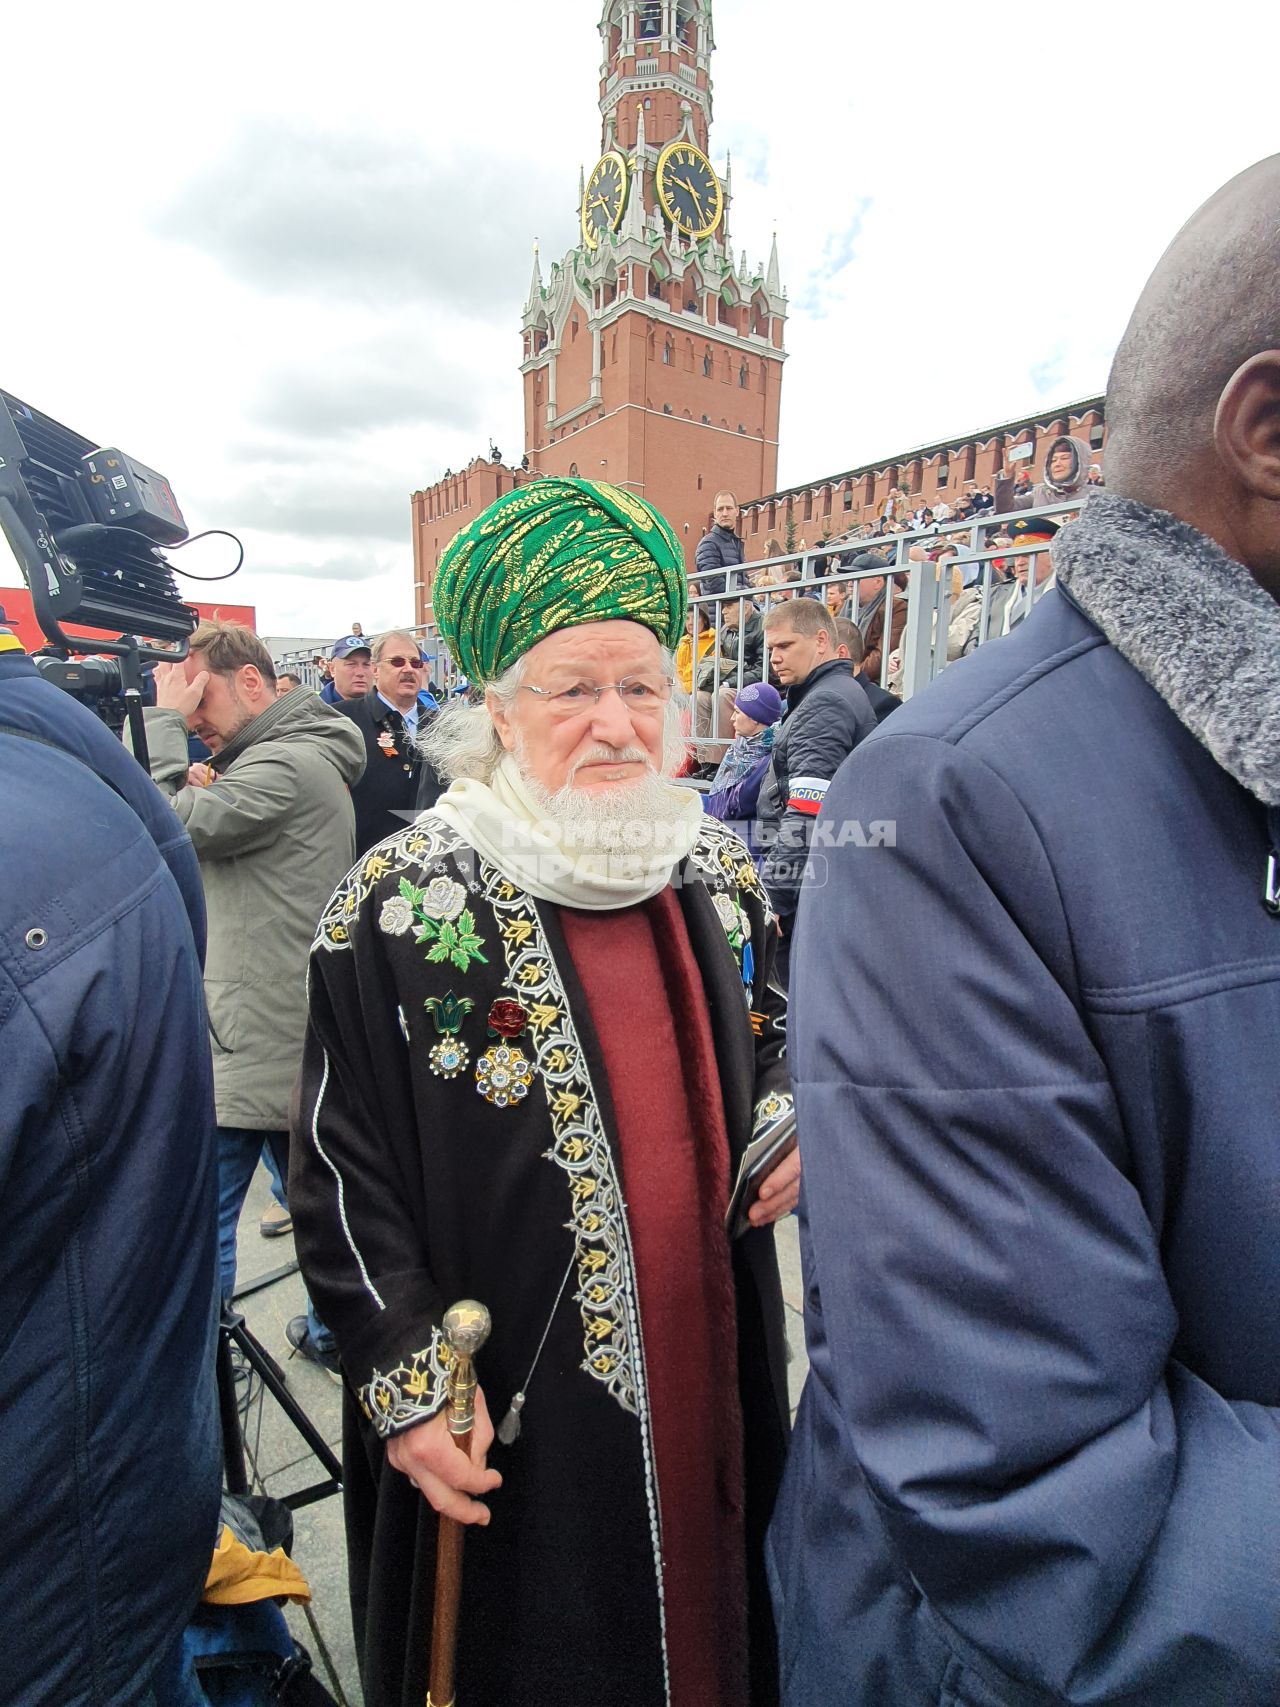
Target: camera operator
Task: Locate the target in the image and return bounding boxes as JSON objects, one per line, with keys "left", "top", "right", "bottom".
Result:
{"left": 142, "top": 621, "right": 365, "bottom": 1371}
{"left": 0, "top": 628, "right": 220, "bottom": 1705}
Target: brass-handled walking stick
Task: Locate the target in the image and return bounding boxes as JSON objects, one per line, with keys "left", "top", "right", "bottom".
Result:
{"left": 426, "top": 1300, "right": 492, "bottom": 1707}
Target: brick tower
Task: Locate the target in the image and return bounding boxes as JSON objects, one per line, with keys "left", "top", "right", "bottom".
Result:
{"left": 411, "top": 2, "right": 786, "bottom": 628}
{"left": 521, "top": 0, "right": 787, "bottom": 562}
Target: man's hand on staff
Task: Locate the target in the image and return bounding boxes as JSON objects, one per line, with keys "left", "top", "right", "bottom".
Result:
{"left": 748, "top": 1146, "right": 802, "bottom": 1226}
{"left": 386, "top": 1386, "right": 501, "bottom": 1526}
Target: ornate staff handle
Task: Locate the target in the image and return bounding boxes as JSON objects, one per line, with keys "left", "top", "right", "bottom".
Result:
{"left": 426, "top": 1301, "right": 491, "bottom": 1707}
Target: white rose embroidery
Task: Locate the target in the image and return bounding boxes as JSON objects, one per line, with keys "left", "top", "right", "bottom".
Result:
{"left": 713, "top": 891, "right": 750, "bottom": 940}
{"left": 420, "top": 877, "right": 467, "bottom": 921}
{"left": 379, "top": 896, "right": 415, "bottom": 936}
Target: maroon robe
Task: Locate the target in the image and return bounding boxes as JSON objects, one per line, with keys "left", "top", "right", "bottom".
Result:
{"left": 561, "top": 888, "right": 747, "bottom": 1707}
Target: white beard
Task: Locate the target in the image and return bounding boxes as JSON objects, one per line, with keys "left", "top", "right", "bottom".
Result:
{"left": 515, "top": 741, "right": 694, "bottom": 860}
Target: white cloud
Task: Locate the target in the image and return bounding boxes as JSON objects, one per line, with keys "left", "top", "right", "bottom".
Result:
{"left": 2, "top": 0, "right": 1275, "bottom": 636}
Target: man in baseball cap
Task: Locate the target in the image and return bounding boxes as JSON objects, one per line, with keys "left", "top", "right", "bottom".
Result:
{"left": 321, "top": 633, "right": 373, "bottom": 705}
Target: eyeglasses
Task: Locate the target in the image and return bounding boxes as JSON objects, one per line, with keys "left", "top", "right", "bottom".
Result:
{"left": 519, "top": 676, "right": 674, "bottom": 718}
{"left": 382, "top": 656, "right": 424, "bottom": 670}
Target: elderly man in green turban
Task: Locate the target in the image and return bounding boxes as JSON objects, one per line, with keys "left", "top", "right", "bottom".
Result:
{"left": 291, "top": 478, "right": 799, "bottom": 1707}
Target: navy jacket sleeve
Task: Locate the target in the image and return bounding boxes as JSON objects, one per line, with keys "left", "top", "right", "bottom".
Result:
{"left": 0, "top": 656, "right": 206, "bottom": 960}
{"left": 789, "top": 731, "right": 1280, "bottom": 1704}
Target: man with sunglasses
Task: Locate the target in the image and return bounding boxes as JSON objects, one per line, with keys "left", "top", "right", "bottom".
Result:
{"left": 291, "top": 479, "right": 798, "bottom": 1707}
{"left": 337, "top": 628, "right": 444, "bottom": 855}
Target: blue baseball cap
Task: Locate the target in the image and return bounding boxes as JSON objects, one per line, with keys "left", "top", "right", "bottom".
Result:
{"left": 331, "top": 634, "right": 372, "bottom": 659}
{"left": 734, "top": 681, "right": 783, "bottom": 726}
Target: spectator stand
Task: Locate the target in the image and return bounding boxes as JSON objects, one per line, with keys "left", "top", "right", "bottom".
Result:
{"left": 686, "top": 498, "right": 1080, "bottom": 763}
{"left": 273, "top": 648, "right": 328, "bottom": 691}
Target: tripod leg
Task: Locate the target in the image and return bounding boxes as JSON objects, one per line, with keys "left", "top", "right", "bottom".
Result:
{"left": 216, "top": 1321, "right": 249, "bottom": 1495}
{"left": 231, "top": 1319, "right": 343, "bottom": 1488}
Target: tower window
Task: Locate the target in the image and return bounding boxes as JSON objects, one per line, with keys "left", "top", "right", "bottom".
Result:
{"left": 639, "top": 2, "right": 661, "bottom": 39}
{"left": 702, "top": 350, "right": 713, "bottom": 377}
{"left": 662, "top": 340, "right": 673, "bottom": 365}
{"left": 739, "top": 362, "right": 749, "bottom": 388}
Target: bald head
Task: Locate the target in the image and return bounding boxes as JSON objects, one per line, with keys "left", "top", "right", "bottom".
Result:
{"left": 1106, "top": 155, "right": 1280, "bottom": 493}
{"left": 1104, "top": 156, "right": 1280, "bottom": 594}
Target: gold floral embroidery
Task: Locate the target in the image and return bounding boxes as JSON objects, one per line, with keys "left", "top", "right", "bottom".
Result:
{"left": 359, "top": 1331, "right": 451, "bottom": 1437}
{"left": 478, "top": 863, "right": 645, "bottom": 1419}
{"left": 687, "top": 820, "right": 767, "bottom": 982}
{"left": 315, "top": 815, "right": 469, "bottom": 953}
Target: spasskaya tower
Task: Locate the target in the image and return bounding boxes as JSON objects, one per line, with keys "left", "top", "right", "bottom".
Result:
{"left": 411, "top": 4, "right": 786, "bottom": 627}
{"left": 520, "top": 1, "right": 786, "bottom": 561}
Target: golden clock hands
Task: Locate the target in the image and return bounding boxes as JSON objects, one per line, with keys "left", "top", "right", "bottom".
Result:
{"left": 674, "top": 175, "right": 710, "bottom": 224}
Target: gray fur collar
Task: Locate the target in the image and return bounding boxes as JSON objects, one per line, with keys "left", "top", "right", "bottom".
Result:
{"left": 1054, "top": 494, "right": 1280, "bottom": 807}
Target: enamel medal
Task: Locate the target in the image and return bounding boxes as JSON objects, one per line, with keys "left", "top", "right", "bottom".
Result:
{"left": 425, "top": 992, "right": 474, "bottom": 1079}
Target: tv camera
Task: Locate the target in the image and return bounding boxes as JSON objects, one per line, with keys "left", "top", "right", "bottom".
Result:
{"left": 0, "top": 388, "right": 207, "bottom": 764}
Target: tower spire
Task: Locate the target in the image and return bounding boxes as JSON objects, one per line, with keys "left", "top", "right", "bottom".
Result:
{"left": 525, "top": 241, "right": 544, "bottom": 313}
{"left": 766, "top": 230, "right": 782, "bottom": 296}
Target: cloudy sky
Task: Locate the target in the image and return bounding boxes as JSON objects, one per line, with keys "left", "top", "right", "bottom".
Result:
{"left": 2, "top": 0, "right": 1274, "bottom": 640}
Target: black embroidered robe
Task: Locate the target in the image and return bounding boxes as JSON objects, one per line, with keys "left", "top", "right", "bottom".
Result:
{"left": 290, "top": 813, "right": 792, "bottom": 1707}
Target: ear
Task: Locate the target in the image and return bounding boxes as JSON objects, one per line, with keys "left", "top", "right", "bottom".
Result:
{"left": 487, "top": 689, "right": 518, "bottom": 754}
{"left": 1214, "top": 351, "right": 1280, "bottom": 501}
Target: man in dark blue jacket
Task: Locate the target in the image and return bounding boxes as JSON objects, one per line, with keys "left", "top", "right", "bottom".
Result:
{"left": 770, "top": 156, "right": 1280, "bottom": 1705}
{"left": 756, "top": 598, "right": 875, "bottom": 980}
{"left": 693, "top": 489, "right": 747, "bottom": 594}
{"left": 0, "top": 633, "right": 220, "bottom": 1706}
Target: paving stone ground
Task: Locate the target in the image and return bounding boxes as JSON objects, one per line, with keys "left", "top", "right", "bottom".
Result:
{"left": 232, "top": 1165, "right": 808, "bottom": 1707}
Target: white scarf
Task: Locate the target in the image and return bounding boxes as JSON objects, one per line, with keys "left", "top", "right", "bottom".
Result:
{"left": 428, "top": 753, "right": 705, "bottom": 910}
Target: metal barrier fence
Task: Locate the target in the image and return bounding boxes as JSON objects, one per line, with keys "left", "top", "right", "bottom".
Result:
{"left": 279, "top": 498, "right": 1079, "bottom": 748}
{"left": 681, "top": 498, "right": 1079, "bottom": 756}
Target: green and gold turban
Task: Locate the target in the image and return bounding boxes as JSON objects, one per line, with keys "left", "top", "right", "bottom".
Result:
{"left": 432, "top": 478, "right": 687, "bottom": 685}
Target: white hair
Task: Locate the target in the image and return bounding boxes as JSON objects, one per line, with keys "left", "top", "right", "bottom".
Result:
{"left": 416, "top": 657, "right": 524, "bottom": 782}
{"left": 417, "top": 647, "right": 687, "bottom": 785}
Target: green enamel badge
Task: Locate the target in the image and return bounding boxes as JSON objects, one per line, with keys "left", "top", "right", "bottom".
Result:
{"left": 425, "top": 992, "right": 474, "bottom": 1035}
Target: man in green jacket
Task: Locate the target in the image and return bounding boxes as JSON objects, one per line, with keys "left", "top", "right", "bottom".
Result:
{"left": 145, "top": 620, "right": 366, "bottom": 1368}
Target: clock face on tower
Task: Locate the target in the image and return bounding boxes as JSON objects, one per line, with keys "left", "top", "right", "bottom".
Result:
{"left": 655, "top": 141, "right": 723, "bottom": 239}
{"left": 581, "top": 151, "right": 628, "bottom": 249}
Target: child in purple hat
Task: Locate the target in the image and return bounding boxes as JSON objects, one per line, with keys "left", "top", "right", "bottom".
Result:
{"left": 702, "top": 679, "right": 783, "bottom": 862}
{"left": 711, "top": 679, "right": 781, "bottom": 790}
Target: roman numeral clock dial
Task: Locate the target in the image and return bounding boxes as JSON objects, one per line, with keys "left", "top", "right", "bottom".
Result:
{"left": 655, "top": 142, "right": 723, "bottom": 240}
{"left": 581, "top": 151, "right": 629, "bottom": 249}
